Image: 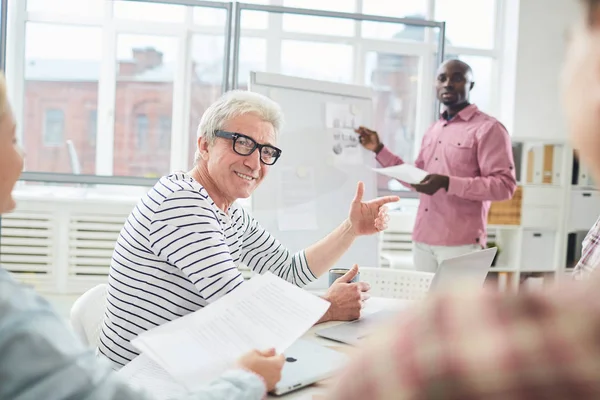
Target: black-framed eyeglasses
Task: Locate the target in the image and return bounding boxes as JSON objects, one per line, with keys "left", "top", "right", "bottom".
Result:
{"left": 215, "top": 130, "right": 282, "bottom": 165}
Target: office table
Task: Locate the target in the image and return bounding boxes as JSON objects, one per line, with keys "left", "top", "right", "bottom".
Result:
{"left": 268, "top": 297, "right": 413, "bottom": 400}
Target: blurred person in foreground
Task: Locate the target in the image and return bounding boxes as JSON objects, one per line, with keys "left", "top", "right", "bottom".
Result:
{"left": 329, "top": 0, "right": 600, "bottom": 398}
{"left": 0, "top": 73, "right": 285, "bottom": 400}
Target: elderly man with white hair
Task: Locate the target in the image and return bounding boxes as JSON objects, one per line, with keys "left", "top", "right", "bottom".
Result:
{"left": 99, "top": 90, "right": 398, "bottom": 369}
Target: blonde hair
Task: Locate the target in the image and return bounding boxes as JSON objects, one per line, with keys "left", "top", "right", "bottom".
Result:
{"left": 0, "top": 73, "right": 8, "bottom": 120}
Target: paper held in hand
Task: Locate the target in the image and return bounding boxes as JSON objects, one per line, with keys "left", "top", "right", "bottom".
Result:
{"left": 372, "top": 164, "right": 428, "bottom": 184}
{"left": 130, "top": 272, "right": 330, "bottom": 392}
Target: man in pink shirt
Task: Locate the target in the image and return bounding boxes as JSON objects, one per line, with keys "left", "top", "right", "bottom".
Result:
{"left": 357, "top": 59, "right": 517, "bottom": 272}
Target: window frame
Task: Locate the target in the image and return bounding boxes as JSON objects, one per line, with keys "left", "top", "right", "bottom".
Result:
{"left": 5, "top": 0, "right": 504, "bottom": 189}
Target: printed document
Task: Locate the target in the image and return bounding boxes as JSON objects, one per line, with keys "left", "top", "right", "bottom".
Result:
{"left": 373, "top": 164, "right": 428, "bottom": 184}
{"left": 131, "top": 272, "right": 330, "bottom": 391}
{"left": 118, "top": 354, "right": 187, "bottom": 400}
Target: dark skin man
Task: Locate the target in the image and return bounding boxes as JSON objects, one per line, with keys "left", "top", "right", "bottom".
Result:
{"left": 356, "top": 59, "right": 475, "bottom": 196}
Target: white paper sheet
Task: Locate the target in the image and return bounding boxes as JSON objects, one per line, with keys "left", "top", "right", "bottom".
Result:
{"left": 118, "top": 354, "right": 187, "bottom": 400}
{"left": 325, "top": 103, "right": 364, "bottom": 166}
{"left": 325, "top": 103, "right": 361, "bottom": 129}
{"left": 330, "top": 128, "right": 363, "bottom": 166}
{"left": 372, "top": 164, "right": 429, "bottom": 184}
{"left": 277, "top": 167, "right": 318, "bottom": 231}
{"left": 131, "top": 272, "right": 330, "bottom": 392}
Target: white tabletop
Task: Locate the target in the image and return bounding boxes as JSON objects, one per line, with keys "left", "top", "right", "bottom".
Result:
{"left": 267, "top": 297, "right": 413, "bottom": 399}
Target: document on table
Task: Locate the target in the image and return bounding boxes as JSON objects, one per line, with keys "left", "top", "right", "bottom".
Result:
{"left": 372, "top": 164, "right": 428, "bottom": 184}
{"left": 131, "top": 272, "right": 330, "bottom": 392}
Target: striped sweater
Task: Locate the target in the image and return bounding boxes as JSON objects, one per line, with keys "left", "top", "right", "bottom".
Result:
{"left": 99, "top": 173, "right": 315, "bottom": 369}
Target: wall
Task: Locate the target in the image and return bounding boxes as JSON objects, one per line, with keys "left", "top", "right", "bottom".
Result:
{"left": 500, "top": 0, "right": 581, "bottom": 140}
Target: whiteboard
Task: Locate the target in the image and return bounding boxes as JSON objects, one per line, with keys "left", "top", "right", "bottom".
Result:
{"left": 249, "top": 72, "right": 378, "bottom": 289}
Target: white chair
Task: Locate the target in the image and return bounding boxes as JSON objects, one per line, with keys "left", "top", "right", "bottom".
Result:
{"left": 360, "top": 267, "right": 434, "bottom": 301}
{"left": 70, "top": 283, "right": 108, "bottom": 348}
{"left": 379, "top": 211, "right": 416, "bottom": 269}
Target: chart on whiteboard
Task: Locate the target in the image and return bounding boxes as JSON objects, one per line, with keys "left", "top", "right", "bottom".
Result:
{"left": 325, "top": 102, "right": 363, "bottom": 166}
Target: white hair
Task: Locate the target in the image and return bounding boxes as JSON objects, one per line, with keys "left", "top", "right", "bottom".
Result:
{"left": 194, "top": 90, "right": 284, "bottom": 164}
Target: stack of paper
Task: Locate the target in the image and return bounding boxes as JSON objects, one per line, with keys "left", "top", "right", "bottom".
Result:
{"left": 130, "top": 272, "right": 330, "bottom": 392}
{"left": 372, "top": 164, "right": 428, "bottom": 184}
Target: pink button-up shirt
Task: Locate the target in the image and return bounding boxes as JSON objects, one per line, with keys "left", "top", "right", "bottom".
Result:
{"left": 377, "top": 104, "right": 516, "bottom": 247}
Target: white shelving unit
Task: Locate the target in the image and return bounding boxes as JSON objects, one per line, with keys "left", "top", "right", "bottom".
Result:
{"left": 486, "top": 138, "right": 599, "bottom": 292}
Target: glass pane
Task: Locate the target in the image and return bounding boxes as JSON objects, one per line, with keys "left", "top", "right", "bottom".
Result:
{"left": 281, "top": 41, "right": 353, "bottom": 83}
{"left": 458, "top": 55, "right": 494, "bottom": 114}
{"left": 24, "top": 23, "right": 102, "bottom": 174}
{"left": 26, "top": 0, "right": 104, "bottom": 18}
{"left": 283, "top": 0, "right": 355, "bottom": 11}
{"left": 362, "top": 0, "right": 428, "bottom": 18}
{"left": 435, "top": 0, "right": 496, "bottom": 49}
{"left": 195, "top": 7, "right": 267, "bottom": 29}
{"left": 115, "top": 35, "right": 177, "bottom": 178}
{"left": 237, "top": 37, "right": 267, "bottom": 87}
{"left": 365, "top": 52, "right": 421, "bottom": 189}
{"left": 195, "top": 0, "right": 269, "bottom": 29}
{"left": 236, "top": 7, "right": 269, "bottom": 30}
{"left": 362, "top": 20, "right": 434, "bottom": 42}
{"left": 193, "top": 6, "right": 227, "bottom": 26}
{"left": 113, "top": 1, "right": 185, "bottom": 23}
{"left": 188, "top": 34, "right": 227, "bottom": 167}
{"left": 361, "top": 0, "right": 429, "bottom": 41}
{"left": 282, "top": 0, "right": 355, "bottom": 36}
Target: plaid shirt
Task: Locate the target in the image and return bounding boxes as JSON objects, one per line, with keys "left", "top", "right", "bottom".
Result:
{"left": 573, "top": 216, "right": 600, "bottom": 280}
{"left": 328, "top": 275, "right": 600, "bottom": 400}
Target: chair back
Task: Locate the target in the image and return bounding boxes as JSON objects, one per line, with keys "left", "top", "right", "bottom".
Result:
{"left": 70, "top": 283, "right": 108, "bottom": 348}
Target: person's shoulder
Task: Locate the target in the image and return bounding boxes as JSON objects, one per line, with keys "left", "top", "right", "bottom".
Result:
{"left": 155, "top": 172, "right": 211, "bottom": 202}
{"left": 470, "top": 107, "right": 508, "bottom": 134}
{"left": 229, "top": 202, "right": 253, "bottom": 225}
{"left": 0, "top": 267, "right": 51, "bottom": 316}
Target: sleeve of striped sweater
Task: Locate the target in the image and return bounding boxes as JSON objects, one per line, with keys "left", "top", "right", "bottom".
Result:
{"left": 238, "top": 207, "right": 317, "bottom": 287}
{"left": 148, "top": 190, "right": 245, "bottom": 302}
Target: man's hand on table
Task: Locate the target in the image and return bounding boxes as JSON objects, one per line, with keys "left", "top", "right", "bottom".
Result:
{"left": 319, "top": 265, "right": 370, "bottom": 323}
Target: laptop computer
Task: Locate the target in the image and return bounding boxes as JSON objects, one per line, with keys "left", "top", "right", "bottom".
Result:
{"left": 271, "top": 339, "right": 349, "bottom": 396}
{"left": 428, "top": 246, "right": 497, "bottom": 291}
{"left": 314, "top": 247, "right": 497, "bottom": 346}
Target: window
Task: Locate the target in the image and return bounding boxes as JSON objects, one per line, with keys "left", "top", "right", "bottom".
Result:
{"left": 365, "top": 51, "right": 422, "bottom": 191}
{"left": 188, "top": 34, "right": 230, "bottom": 165}
{"left": 88, "top": 109, "right": 97, "bottom": 145}
{"left": 361, "top": 0, "right": 429, "bottom": 41}
{"left": 12, "top": 0, "right": 503, "bottom": 186}
{"left": 196, "top": 2, "right": 267, "bottom": 29}
{"left": 236, "top": 37, "right": 267, "bottom": 88}
{"left": 115, "top": 34, "right": 177, "bottom": 177}
{"left": 159, "top": 116, "right": 172, "bottom": 148}
{"left": 26, "top": 0, "right": 104, "bottom": 18}
{"left": 23, "top": 23, "right": 101, "bottom": 174}
{"left": 135, "top": 114, "right": 149, "bottom": 150}
{"left": 113, "top": 2, "right": 185, "bottom": 23}
{"left": 362, "top": 0, "right": 428, "bottom": 18}
{"left": 43, "top": 109, "right": 64, "bottom": 146}
{"left": 282, "top": 0, "right": 355, "bottom": 37}
{"left": 280, "top": 41, "right": 353, "bottom": 84}
{"left": 434, "top": 0, "right": 497, "bottom": 49}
